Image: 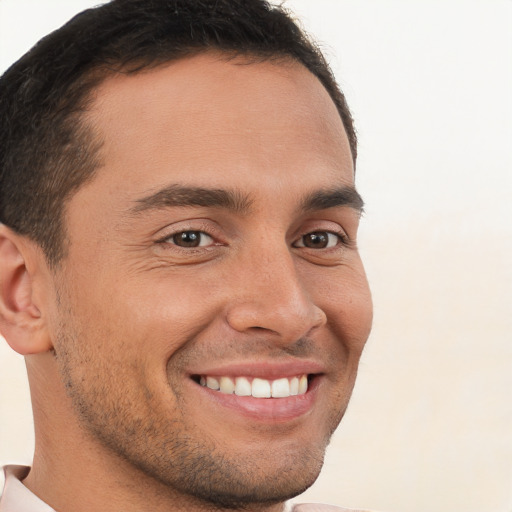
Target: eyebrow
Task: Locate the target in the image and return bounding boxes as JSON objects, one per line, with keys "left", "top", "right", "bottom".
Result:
{"left": 301, "top": 186, "right": 365, "bottom": 214}
{"left": 129, "top": 184, "right": 364, "bottom": 216}
{"left": 130, "top": 185, "right": 253, "bottom": 215}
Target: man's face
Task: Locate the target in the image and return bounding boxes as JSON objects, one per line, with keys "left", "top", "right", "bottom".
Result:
{"left": 48, "top": 54, "right": 372, "bottom": 507}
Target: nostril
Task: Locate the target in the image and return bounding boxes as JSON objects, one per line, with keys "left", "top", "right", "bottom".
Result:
{"left": 226, "top": 301, "right": 325, "bottom": 340}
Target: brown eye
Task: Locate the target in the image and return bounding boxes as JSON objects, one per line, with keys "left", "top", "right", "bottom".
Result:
{"left": 296, "top": 231, "right": 339, "bottom": 249}
{"left": 171, "top": 231, "right": 213, "bottom": 248}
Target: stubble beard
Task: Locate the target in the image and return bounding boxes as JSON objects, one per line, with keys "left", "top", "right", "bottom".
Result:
{"left": 52, "top": 322, "right": 340, "bottom": 511}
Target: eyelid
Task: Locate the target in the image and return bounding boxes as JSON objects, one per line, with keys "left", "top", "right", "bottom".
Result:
{"left": 154, "top": 219, "right": 225, "bottom": 247}
{"left": 171, "top": 231, "right": 214, "bottom": 247}
{"left": 157, "top": 229, "right": 214, "bottom": 246}
{"left": 293, "top": 230, "right": 349, "bottom": 249}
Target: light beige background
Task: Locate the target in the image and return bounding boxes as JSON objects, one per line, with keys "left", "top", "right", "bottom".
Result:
{"left": 0, "top": 1, "right": 511, "bottom": 511}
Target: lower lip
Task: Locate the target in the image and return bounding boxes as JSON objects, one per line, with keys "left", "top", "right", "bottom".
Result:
{"left": 192, "top": 377, "right": 320, "bottom": 423}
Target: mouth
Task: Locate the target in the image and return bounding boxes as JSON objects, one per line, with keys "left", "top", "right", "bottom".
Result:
{"left": 187, "top": 363, "right": 324, "bottom": 422}
{"left": 192, "top": 374, "right": 311, "bottom": 398}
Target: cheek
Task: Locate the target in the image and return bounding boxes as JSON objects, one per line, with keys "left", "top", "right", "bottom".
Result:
{"left": 70, "top": 263, "right": 218, "bottom": 335}
{"left": 314, "top": 265, "right": 373, "bottom": 353}
{"left": 87, "top": 272, "right": 230, "bottom": 378}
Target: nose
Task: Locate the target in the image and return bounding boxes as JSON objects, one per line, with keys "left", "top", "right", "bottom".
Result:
{"left": 225, "top": 249, "right": 327, "bottom": 342}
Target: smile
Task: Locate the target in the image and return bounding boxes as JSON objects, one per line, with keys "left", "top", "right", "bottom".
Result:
{"left": 197, "top": 375, "right": 309, "bottom": 398}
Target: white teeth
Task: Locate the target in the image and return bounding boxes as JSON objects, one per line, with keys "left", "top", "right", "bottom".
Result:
{"left": 252, "top": 378, "right": 271, "bottom": 398}
{"left": 206, "top": 376, "right": 220, "bottom": 390}
{"left": 290, "top": 377, "right": 299, "bottom": 396}
{"left": 271, "top": 378, "right": 290, "bottom": 398}
{"left": 219, "top": 376, "right": 235, "bottom": 394}
{"left": 299, "top": 375, "right": 308, "bottom": 394}
{"left": 200, "top": 374, "right": 310, "bottom": 398}
{"left": 235, "top": 377, "right": 252, "bottom": 396}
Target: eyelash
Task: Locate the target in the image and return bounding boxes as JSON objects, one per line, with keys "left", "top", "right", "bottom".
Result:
{"left": 157, "top": 229, "right": 350, "bottom": 251}
{"left": 293, "top": 231, "right": 349, "bottom": 250}
{"left": 156, "top": 230, "right": 217, "bottom": 250}
{"left": 163, "top": 231, "right": 214, "bottom": 248}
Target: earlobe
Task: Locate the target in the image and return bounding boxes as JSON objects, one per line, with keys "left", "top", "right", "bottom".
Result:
{"left": 0, "top": 225, "right": 53, "bottom": 355}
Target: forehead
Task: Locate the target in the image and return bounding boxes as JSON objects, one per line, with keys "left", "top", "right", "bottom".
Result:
{"left": 82, "top": 53, "right": 353, "bottom": 202}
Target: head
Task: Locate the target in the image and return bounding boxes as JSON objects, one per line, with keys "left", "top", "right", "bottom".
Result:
{"left": 0, "top": 0, "right": 357, "bottom": 266}
{"left": 0, "top": 1, "right": 371, "bottom": 511}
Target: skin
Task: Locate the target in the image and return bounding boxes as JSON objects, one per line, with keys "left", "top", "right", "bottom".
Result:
{"left": 0, "top": 54, "right": 372, "bottom": 512}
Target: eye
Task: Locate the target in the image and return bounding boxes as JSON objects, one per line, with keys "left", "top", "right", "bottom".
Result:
{"left": 168, "top": 231, "right": 214, "bottom": 248}
{"left": 294, "top": 231, "right": 342, "bottom": 249}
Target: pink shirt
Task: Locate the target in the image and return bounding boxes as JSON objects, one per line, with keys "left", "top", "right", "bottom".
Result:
{"left": 0, "top": 465, "right": 369, "bottom": 512}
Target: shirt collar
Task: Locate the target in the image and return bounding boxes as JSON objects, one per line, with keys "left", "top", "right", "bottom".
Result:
{"left": 0, "top": 466, "right": 55, "bottom": 512}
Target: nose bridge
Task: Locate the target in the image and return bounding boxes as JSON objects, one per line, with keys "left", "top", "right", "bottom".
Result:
{"left": 226, "top": 241, "right": 326, "bottom": 339}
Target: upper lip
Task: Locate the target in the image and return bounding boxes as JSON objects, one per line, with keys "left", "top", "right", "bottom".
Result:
{"left": 187, "top": 359, "right": 326, "bottom": 379}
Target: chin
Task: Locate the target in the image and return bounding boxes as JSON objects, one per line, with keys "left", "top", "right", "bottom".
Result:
{"left": 112, "top": 426, "right": 328, "bottom": 511}
{"left": 162, "top": 448, "right": 326, "bottom": 510}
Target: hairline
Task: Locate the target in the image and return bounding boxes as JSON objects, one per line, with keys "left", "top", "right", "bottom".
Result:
{"left": 48, "top": 49, "right": 356, "bottom": 267}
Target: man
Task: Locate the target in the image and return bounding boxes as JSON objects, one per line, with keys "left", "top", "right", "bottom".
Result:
{"left": 0, "top": 1, "right": 373, "bottom": 511}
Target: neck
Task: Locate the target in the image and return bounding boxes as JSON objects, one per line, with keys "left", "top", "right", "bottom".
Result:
{"left": 23, "top": 355, "right": 287, "bottom": 512}
{"left": 25, "top": 430, "right": 287, "bottom": 512}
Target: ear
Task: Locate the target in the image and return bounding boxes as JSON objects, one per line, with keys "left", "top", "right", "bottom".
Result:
{"left": 0, "top": 224, "right": 53, "bottom": 355}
